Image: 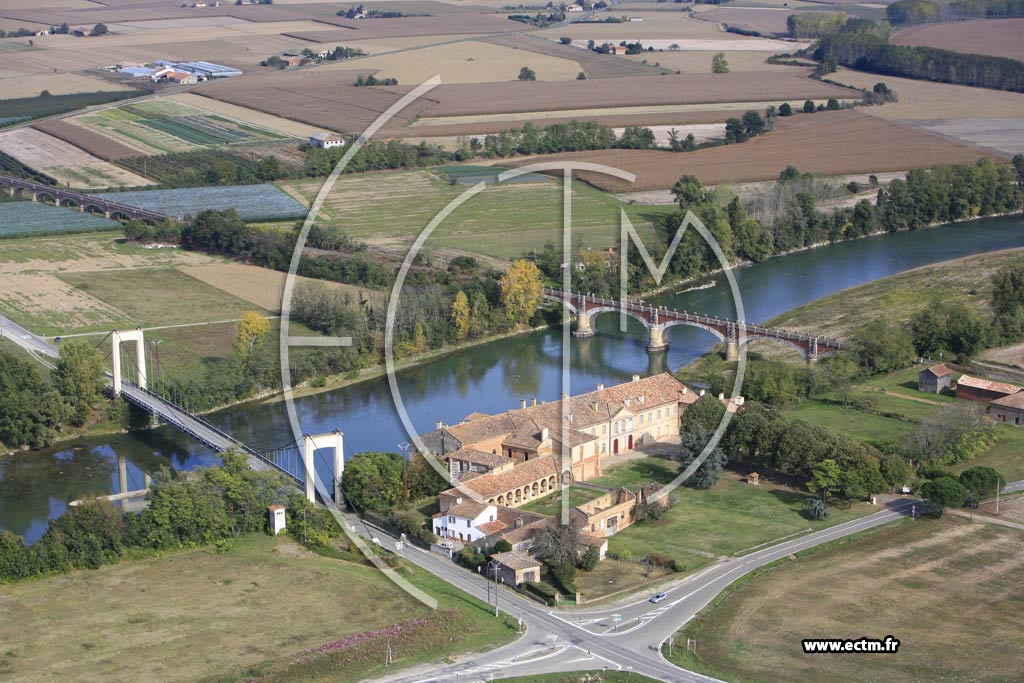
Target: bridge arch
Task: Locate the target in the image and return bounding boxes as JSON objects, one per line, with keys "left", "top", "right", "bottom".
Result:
{"left": 581, "top": 305, "right": 652, "bottom": 331}
{"left": 35, "top": 191, "right": 58, "bottom": 205}
{"left": 81, "top": 202, "right": 108, "bottom": 216}
{"left": 59, "top": 197, "right": 80, "bottom": 209}
{"left": 658, "top": 318, "right": 727, "bottom": 343}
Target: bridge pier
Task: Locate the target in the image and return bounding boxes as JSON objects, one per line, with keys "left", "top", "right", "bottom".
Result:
{"left": 302, "top": 431, "right": 344, "bottom": 504}
{"left": 725, "top": 339, "right": 739, "bottom": 362}
{"left": 573, "top": 312, "right": 594, "bottom": 338}
{"left": 646, "top": 325, "right": 668, "bottom": 352}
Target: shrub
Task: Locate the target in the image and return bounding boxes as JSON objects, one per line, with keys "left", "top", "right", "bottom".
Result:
{"left": 580, "top": 545, "right": 600, "bottom": 571}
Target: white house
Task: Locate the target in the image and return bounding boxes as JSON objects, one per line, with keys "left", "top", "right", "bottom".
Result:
{"left": 567, "top": 4, "right": 584, "bottom": 12}
{"left": 309, "top": 131, "right": 346, "bottom": 149}
{"left": 432, "top": 500, "right": 505, "bottom": 543}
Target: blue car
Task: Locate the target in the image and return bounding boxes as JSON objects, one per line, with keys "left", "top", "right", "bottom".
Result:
{"left": 649, "top": 592, "right": 668, "bottom": 604}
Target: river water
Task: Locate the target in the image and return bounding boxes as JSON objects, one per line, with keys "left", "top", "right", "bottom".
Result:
{"left": 4, "top": 214, "right": 1024, "bottom": 542}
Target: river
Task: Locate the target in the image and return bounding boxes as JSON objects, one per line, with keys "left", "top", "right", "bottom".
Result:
{"left": 4, "top": 214, "right": 1024, "bottom": 542}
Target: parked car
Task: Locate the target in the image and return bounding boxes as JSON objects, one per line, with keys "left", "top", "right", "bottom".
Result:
{"left": 649, "top": 592, "right": 668, "bottom": 604}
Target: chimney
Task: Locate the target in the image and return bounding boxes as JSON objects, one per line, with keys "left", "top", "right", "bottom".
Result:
{"left": 436, "top": 420, "right": 443, "bottom": 429}
{"left": 597, "top": 383, "right": 604, "bottom": 391}
{"left": 514, "top": 517, "right": 524, "bottom": 528}
{"left": 624, "top": 398, "right": 631, "bottom": 408}
{"left": 455, "top": 496, "right": 463, "bottom": 505}
{"left": 632, "top": 374, "right": 640, "bottom": 382}
{"left": 638, "top": 395, "right": 645, "bottom": 404}
{"left": 541, "top": 427, "right": 549, "bottom": 441}
{"left": 699, "top": 389, "right": 706, "bottom": 397}
{"left": 532, "top": 398, "right": 537, "bottom": 406}
{"left": 681, "top": 386, "right": 689, "bottom": 394}
{"left": 521, "top": 399, "right": 527, "bottom": 409}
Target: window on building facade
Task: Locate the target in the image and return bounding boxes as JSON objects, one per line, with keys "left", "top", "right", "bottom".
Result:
{"left": 448, "top": 516, "right": 455, "bottom": 523}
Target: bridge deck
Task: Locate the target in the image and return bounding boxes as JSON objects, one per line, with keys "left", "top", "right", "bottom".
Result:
{"left": 0, "top": 173, "right": 174, "bottom": 223}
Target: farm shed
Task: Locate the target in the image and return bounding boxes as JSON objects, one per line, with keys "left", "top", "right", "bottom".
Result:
{"left": 309, "top": 131, "right": 346, "bottom": 149}
{"left": 918, "top": 364, "right": 952, "bottom": 393}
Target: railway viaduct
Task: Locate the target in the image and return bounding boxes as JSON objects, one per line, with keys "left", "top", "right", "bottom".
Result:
{"left": 544, "top": 287, "right": 843, "bottom": 361}
{"left": 0, "top": 173, "right": 173, "bottom": 224}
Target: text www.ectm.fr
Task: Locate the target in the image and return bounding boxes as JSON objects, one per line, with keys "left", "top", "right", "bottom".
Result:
{"left": 802, "top": 637, "right": 900, "bottom": 654}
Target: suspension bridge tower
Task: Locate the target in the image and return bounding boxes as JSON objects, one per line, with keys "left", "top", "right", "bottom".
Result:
{"left": 112, "top": 328, "right": 147, "bottom": 395}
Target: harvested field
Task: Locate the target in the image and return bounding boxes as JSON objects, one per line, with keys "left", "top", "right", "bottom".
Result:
{"left": 481, "top": 34, "right": 671, "bottom": 79}
{"left": 180, "top": 263, "right": 383, "bottom": 313}
{"left": 0, "top": 128, "right": 152, "bottom": 189}
{"left": 332, "top": 40, "right": 584, "bottom": 84}
{"left": 0, "top": 272, "right": 131, "bottom": 331}
{"left": 0, "top": 72, "right": 132, "bottom": 100}
{"left": 31, "top": 118, "right": 145, "bottom": 161}
{"left": 904, "top": 118, "right": 1024, "bottom": 157}
{"left": 893, "top": 18, "right": 1024, "bottom": 61}
{"left": 828, "top": 66, "right": 1024, "bottom": 120}
{"left": 498, "top": 110, "right": 1000, "bottom": 191}
{"left": 672, "top": 517, "right": 1024, "bottom": 683}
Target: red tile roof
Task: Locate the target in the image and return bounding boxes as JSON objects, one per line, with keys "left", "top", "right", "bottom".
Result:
{"left": 989, "top": 392, "right": 1024, "bottom": 409}
{"left": 921, "top": 364, "right": 952, "bottom": 378}
{"left": 957, "top": 375, "right": 1021, "bottom": 396}
{"left": 442, "top": 456, "right": 558, "bottom": 500}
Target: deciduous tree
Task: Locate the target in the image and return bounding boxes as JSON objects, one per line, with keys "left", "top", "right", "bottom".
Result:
{"left": 500, "top": 259, "right": 543, "bottom": 326}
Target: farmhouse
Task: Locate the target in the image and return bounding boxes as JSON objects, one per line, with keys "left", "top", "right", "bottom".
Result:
{"left": 572, "top": 487, "right": 637, "bottom": 538}
{"left": 71, "top": 26, "right": 92, "bottom": 37}
{"left": 490, "top": 551, "right": 541, "bottom": 586}
{"left": 955, "top": 375, "right": 1021, "bottom": 403}
{"left": 309, "top": 131, "right": 346, "bottom": 149}
{"left": 164, "top": 71, "right": 198, "bottom": 85}
{"left": 988, "top": 392, "right": 1024, "bottom": 426}
{"left": 608, "top": 45, "right": 629, "bottom": 55}
{"left": 281, "top": 54, "right": 311, "bottom": 68}
{"left": 431, "top": 501, "right": 505, "bottom": 542}
{"left": 919, "top": 364, "right": 953, "bottom": 393}
{"left": 567, "top": 3, "right": 584, "bottom": 11}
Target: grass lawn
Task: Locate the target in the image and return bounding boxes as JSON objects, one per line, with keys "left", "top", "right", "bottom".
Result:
{"left": 667, "top": 516, "right": 1024, "bottom": 683}
{"left": 951, "top": 424, "right": 1024, "bottom": 482}
{"left": 589, "top": 457, "right": 679, "bottom": 491}
{"left": 782, "top": 399, "right": 918, "bottom": 446}
{"left": 0, "top": 534, "right": 516, "bottom": 683}
{"left": 278, "top": 170, "right": 672, "bottom": 262}
{"left": 599, "top": 460, "right": 873, "bottom": 570}
{"left": 519, "top": 485, "right": 605, "bottom": 516}
{"left": 576, "top": 556, "right": 674, "bottom": 602}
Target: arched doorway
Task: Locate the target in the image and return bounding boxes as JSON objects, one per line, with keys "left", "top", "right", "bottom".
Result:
{"left": 613, "top": 439, "right": 619, "bottom": 454}
{"left": 628, "top": 435, "right": 634, "bottom": 450}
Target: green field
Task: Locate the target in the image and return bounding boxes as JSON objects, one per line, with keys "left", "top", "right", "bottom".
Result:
{"left": 73, "top": 99, "right": 290, "bottom": 155}
{"left": 667, "top": 516, "right": 1024, "bottom": 683}
{"left": 278, "top": 170, "right": 674, "bottom": 261}
{"left": 0, "top": 534, "right": 516, "bottom": 683}
{"left": 595, "top": 459, "right": 873, "bottom": 570}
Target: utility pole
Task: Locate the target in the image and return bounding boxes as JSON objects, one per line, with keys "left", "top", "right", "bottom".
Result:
{"left": 398, "top": 442, "right": 410, "bottom": 502}
{"left": 995, "top": 482, "right": 1001, "bottom": 515}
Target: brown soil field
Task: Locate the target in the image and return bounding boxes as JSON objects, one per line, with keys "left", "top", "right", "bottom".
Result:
{"left": 624, "top": 49, "right": 802, "bottom": 73}
{"left": 0, "top": 272, "right": 131, "bottom": 331}
{"left": 31, "top": 118, "right": 146, "bottom": 161}
{"left": 180, "top": 263, "right": 383, "bottom": 313}
{"left": 419, "top": 71, "right": 851, "bottom": 117}
{"left": 978, "top": 494, "right": 1024, "bottom": 525}
{"left": 0, "top": 72, "right": 132, "bottom": 100}
{"left": 198, "top": 69, "right": 849, "bottom": 136}
{"left": 498, "top": 110, "right": 1000, "bottom": 191}
{"left": 335, "top": 40, "right": 584, "bottom": 84}
{"left": 893, "top": 18, "right": 1024, "bottom": 61}
{"left": 695, "top": 6, "right": 808, "bottom": 35}
{"left": 0, "top": 128, "right": 152, "bottom": 188}
{"left": 828, "top": 66, "right": 1024, "bottom": 120}
{"left": 481, "top": 34, "right": 671, "bottom": 79}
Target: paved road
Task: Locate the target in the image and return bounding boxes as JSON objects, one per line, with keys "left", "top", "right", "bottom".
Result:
{"left": 0, "top": 314, "right": 59, "bottom": 361}
{"left": 362, "top": 499, "right": 921, "bottom": 683}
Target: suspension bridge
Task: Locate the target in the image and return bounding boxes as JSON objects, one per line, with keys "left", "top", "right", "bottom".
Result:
{"left": 8, "top": 321, "right": 343, "bottom": 504}
{"left": 544, "top": 287, "right": 844, "bottom": 361}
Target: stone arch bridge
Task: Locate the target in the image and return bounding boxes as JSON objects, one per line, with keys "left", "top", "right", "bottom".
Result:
{"left": 544, "top": 287, "right": 843, "bottom": 361}
{"left": 0, "top": 174, "right": 173, "bottom": 224}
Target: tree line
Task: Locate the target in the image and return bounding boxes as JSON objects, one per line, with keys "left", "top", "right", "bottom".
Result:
{"left": 622, "top": 158, "right": 1023, "bottom": 293}
{"left": 814, "top": 20, "right": 1024, "bottom": 92}
{"left": 787, "top": 12, "right": 847, "bottom": 38}
{"left": 887, "top": 0, "right": 1024, "bottom": 24}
